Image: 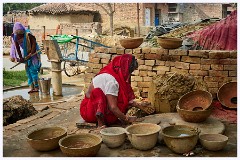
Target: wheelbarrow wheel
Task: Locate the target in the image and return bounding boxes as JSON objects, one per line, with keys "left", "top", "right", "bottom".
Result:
{"left": 64, "top": 53, "right": 79, "bottom": 77}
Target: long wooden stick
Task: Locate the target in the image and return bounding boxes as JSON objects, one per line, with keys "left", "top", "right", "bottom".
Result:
{"left": 10, "top": 50, "right": 42, "bottom": 69}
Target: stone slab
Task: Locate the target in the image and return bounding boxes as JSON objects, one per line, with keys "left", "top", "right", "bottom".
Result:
{"left": 140, "top": 113, "right": 225, "bottom": 135}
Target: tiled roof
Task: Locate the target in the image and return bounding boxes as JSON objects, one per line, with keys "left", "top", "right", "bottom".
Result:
{"left": 29, "top": 3, "right": 98, "bottom": 15}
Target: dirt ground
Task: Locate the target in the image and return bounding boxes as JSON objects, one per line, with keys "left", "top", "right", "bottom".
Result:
{"left": 2, "top": 72, "right": 238, "bottom": 158}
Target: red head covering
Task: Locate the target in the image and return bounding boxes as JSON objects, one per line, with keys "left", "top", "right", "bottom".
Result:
{"left": 97, "top": 54, "right": 135, "bottom": 113}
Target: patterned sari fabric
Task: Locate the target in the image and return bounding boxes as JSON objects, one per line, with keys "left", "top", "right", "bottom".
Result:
{"left": 80, "top": 54, "right": 135, "bottom": 125}
{"left": 10, "top": 22, "right": 42, "bottom": 88}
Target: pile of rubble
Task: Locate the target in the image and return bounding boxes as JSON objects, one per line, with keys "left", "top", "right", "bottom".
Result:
{"left": 3, "top": 95, "right": 37, "bottom": 126}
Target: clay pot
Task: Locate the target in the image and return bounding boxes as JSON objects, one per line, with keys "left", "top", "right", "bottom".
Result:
{"left": 217, "top": 81, "right": 237, "bottom": 109}
{"left": 161, "top": 125, "right": 200, "bottom": 154}
{"left": 100, "top": 127, "right": 126, "bottom": 148}
{"left": 178, "top": 90, "right": 213, "bottom": 111}
{"left": 125, "top": 123, "right": 161, "bottom": 150}
{"left": 59, "top": 133, "right": 102, "bottom": 157}
{"left": 157, "top": 37, "right": 183, "bottom": 49}
{"left": 176, "top": 105, "right": 213, "bottom": 123}
{"left": 199, "top": 134, "right": 228, "bottom": 151}
{"left": 26, "top": 126, "right": 67, "bottom": 151}
{"left": 119, "top": 37, "right": 143, "bottom": 49}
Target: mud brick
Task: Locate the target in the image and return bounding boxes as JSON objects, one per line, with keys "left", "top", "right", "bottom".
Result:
{"left": 155, "top": 60, "right": 165, "bottom": 66}
{"left": 139, "top": 71, "right": 148, "bottom": 76}
{"left": 181, "top": 56, "right": 200, "bottom": 64}
{"left": 133, "top": 76, "right": 143, "bottom": 82}
{"left": 89, "top": 52, "right": 97, "bottom": 58}
{"left": 96, "top": 53, "right": 111, "bottom": 59}
{"left": 224, "top": 65, "right": 237, "bottom": 71}
{"left": 229, "top": 71, "right": 237, "bottom": 77}
{"left": 175, "top": 62, "right": 190, "bottom": 69}
{"left": 230, "top": 77, "right": 237, "bottom": 81}
{"left": 170, "top": 67, "right": 189, "bottom": 75}
{"left": 151, "top": 48, "right": 161, "bottom": 53}
{"left": 94, "top": 47, "right": 108, "bottom": 53}
{"left": 145, "top": 60, "right": 155, "bottom": 66}
{"left": 211, "top": 64, "right": 223, "bottom": 70}
{"left": 142, "top": 87, "right": 149, "bottom": 92}
{"left": 171, "top": 55, "right": 181, "bottom": 61}
{"left": 133, "top": 48, "right": 141, "bottom": 54}
{"left": 116, "top": 48, "right": 125, "bottom": 54}
{"left": 189, "top": 70, "right": 208, "bottom": 76}
{"left": 204, "top": 76, "right": 226, "bottom": 82}
{"left": 89, "top": 57, "right": 100, "bottom": 63}
{"left": 101, "top": 58, "right": 110, "bottom": 64}
{"left": 125, "top": 49, "right": 133, "bottom": 54}
{"left": 145, "top": 53, "right": 161, "bottom": 60}
{"left": 137, "top": 82, "right": 151, "bottom": 88}
{"left": 158, "top": 48, "right": 169, "bottom": 54}
{"left": 138, "top": 65, "right": 152, "bottom": 71}
{"left": 142, "top": 47, "right": 151, "bottom": 53}
{"left": 17, "top": 115, "right": 39, "bottom": 124}
{"left": 84, "top": 78, "right": 93, "bottom": 83}
{"left": 132, "top": 70, "right": 139, "bottom": 76}
{"left": 201, "top": 64, "right": 210, "bottom": 70}
{"left": 229, "top": 51, "right": 237, "bottom": 58}
{"left": 169, "top": 49, "right": 187, "bottom": 56}
{"left": 148, "top": 71, "right": 157, "bottom": 77}
{"left": 209, "top": 70, "right": 228, "bottom": 77}
{"left": 188, "top": 50, "right": 209, "bottom": 58}
{"left": 92, "top": 69, "right": 100, "bottom": 74}
{"left": 87, "top": 63, "right": 103, "bottom": 69}
{"left": 134, "top": 53, "right": 145, "bottom": 59}
{"left": 137, "top": 59, "right": 145, "bottom": 65}
{"left": 209, "top": 51, "right": 230, "bottom": 59}
{"left": 85, "top": 73, "right": 95, "bottom": 79}
{"left": 190, "top": 64, "right": 200, "bottom": 70}
{"left": 153, "top": 66, "right": 170, "bottom": 72}
{"left": 206, "top": 82, "right": 218, "bottom": 88}
{"left": 143, "top": 77, "right": 153, "bottom": 82}
{"left": 165, "top": 61, "right": 175, "bottom": 67}
{"left": 131, "top": 82, "right": 138, "bottom": 87}
{"left": 201, "top": 59, "right": 220, "bottom": 65}
{"left": 157, "top": 70, "right": 167, "bottom": 75}
{"left": 107, "top": 47, "right": 117, "bottom": 54}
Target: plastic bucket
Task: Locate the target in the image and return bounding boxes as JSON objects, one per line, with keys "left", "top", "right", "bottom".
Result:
{"left": 38, "top": 78, "right": 51, "bottom": 94}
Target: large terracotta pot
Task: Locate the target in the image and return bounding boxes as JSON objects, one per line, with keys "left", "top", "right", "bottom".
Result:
{"left": 119, "top": 37, "right": 143, "bottom": 49}
{"left": 161, "top": 125, "right": 200, "bottom": 154}
{"left": 126, "top": 123, "right": 161, "bottom": 150}
{"left": 157, "top": 37, "right": 182, "bottom": 49}
{"left": 26, "top": 126, "right": 67, "bottom": 151}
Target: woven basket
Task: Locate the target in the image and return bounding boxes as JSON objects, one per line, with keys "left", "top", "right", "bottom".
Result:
{"left": 119, "top": 37, "right": 143, "bottom": 49}
{"left": 157, "top": 37, "right": 182, "bottom": 49}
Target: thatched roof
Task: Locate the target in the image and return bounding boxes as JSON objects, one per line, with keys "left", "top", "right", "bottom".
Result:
{"left": 29, "top": 3, "right": 98, "bottom": 15}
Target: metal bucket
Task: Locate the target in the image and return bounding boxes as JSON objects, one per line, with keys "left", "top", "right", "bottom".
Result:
{"left": 38, "top": 78, "right": 51, "bottom": 94}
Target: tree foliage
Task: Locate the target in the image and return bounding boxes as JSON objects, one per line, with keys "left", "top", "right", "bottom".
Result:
{"left": 3, "top": 3, "right": 44, "bottom": 15}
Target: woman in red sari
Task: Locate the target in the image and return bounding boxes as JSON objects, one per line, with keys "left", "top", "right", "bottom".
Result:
{"left": 80, "top": 54, "right": 149, "bottom": 128}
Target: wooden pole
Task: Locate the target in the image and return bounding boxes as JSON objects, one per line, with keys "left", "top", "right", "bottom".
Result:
{"left": 42, "top": 26, "right": 46, "bottom": 40}
{"left": 137, "top": 3, "right": 140, "bottom": 37}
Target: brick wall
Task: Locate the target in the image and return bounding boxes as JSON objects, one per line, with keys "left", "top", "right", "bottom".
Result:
{"left": 84, "top": 47, "right": 237, "bottom": 99}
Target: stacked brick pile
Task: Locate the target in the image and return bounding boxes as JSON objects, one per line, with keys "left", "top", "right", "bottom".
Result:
{"left": 84, "top": 47, "right": 237, "bottom": 99}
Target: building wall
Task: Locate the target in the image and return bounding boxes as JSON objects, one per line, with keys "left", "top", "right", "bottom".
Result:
{"left": 182, "top": 3, "right": 223, "bottom": 22}
{"left": 28, "top": 13, "right": 94, "bottom": 29}
{"left": 84, "top": 47, "right": 237, "bottom": 99}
